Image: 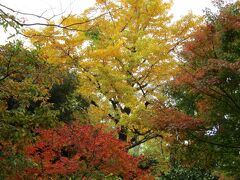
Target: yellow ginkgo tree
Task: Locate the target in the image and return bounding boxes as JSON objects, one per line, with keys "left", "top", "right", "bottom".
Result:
{"left": 24, "top": 0, "right": 200, "bottom": 147}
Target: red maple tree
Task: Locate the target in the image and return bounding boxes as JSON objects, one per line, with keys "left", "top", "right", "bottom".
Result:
{"left": 24, "top": 122, "right": 150, "bottom": 179}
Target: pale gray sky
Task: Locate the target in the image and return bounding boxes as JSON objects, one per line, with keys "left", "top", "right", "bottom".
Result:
{"left": 0, "top": 0, "right": 215, "bottom": 18}
{"left": 0, "top": 0, "right": 217, "bottom": 44}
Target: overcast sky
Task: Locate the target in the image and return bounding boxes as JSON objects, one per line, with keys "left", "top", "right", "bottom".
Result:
{"left": 0, "top": 0, "right": 215, "bottom": 17}
{"left": 0, "top": 0, "right": 217, "bottom": 44}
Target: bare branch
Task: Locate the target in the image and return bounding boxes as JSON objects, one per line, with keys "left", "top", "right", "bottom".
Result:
{"left": 127, "top": 133, "right": 163, "bottom": 150}
{"left": 0, "top": 3, "right": 121, "bottom": 33}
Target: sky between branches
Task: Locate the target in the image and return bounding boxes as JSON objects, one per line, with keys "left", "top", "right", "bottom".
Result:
{"left": 0, "top": 0, "right": 216, "bottom": 18}
{"left": 0, "top": 0, "right": 221, "bottom": 44}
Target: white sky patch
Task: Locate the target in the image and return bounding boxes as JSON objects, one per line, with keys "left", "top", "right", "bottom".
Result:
{"left": 171, "top": 0, "right": 215, "bottom": 18}
{"left": 0, "top": 0, "right": 217, "bottom": 44}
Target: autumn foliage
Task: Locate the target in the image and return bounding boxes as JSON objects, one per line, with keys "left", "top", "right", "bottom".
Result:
{"left": 166, "top": 1, "right": 240, "bottom": 177}
{"left": 150, "top": 105, "right": 202, "bottom": 132}
{"left": 24, "top": 123, "right": 148, "bottom": 179}
{"left": 1, "top": 0, "right": 240, "bottom": 179}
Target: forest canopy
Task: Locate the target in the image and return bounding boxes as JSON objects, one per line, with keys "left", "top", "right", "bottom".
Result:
{"left": 0, "top": 0, "right": 239, "bottom": 179}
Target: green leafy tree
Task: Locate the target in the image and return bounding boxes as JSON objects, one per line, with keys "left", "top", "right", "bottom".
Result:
{"left": 0, "top": 42, "right": 63, "bottom": 177}
{"left": 166, "top": 1, "right": 240, "bottom": 178}
{"left": 0, "top": 41, "right": 93, "bottom": 178}
{"left": 159, "top": 164, "right": 217, "bottom": 180}
{"left": 48, "top": 72, "right": 90, "bottom": 122}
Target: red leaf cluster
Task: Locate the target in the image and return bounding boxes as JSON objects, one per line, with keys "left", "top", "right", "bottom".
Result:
{"left": 24, "top": 123, "right": 149, "bottom": 179}
{"left": 150, "top": 106, "right": 202, "bottom": 132}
